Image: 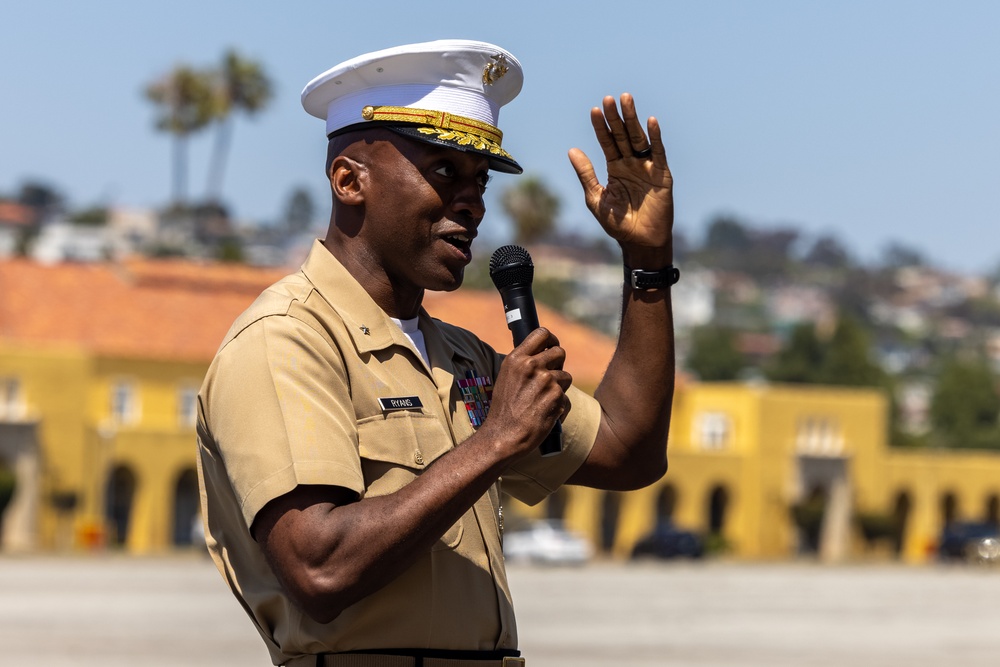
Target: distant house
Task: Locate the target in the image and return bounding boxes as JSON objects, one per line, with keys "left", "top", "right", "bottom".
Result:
{"left": 0, "top": 200, "right": 36, "bottom": 258}
{"left": 32, "top": 220, "right": 111, "bottom": 263}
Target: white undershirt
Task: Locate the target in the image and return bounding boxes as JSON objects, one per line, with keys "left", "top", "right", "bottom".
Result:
{"left": 389, "top": 316, "right": 429, "bottom": 367}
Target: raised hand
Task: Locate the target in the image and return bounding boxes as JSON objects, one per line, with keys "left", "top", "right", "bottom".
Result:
{"left": 568, "top": 93, "right": 674, "bottom": 257}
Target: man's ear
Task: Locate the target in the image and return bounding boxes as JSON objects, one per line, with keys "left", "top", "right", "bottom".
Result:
{"left": 330, "top": 156, "right": 367, "bottom": 206}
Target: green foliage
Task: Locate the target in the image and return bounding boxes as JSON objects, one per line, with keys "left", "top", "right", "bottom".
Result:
{"left": 820, "top": 316, "right": 887, "bottom": 387}
{"left": 686, "top": 325, "right": 746, "bottom": 381}
{"left": 695, "top": 216, "right": 799, "bottom": 283}
{"left": 144, "top": 65, "right": 216, "bottom": 137}
{"left": 767, "top": 316, "right": 886, "bottom": 388}
{"left": 283, "top": 187, "right": 316, "bottom": 234}
{"left": 205, "top": 49, "right": 274, "bottom": 201}
{"left": 68, "top": 206, "right": 108, "bottom": 226}
{"left": 500, "top": 175, "right": 560, "bottom": 245}
{"left": 216, "top": 238, "right": 245, "bottom": 263}
{"left": 929, "top": 355, "right": 1000, "bottom": 448}
{"left": 213, "top": 49, "right": 274, "bottom": 118}
{"left": 767, "top": 323, "right": 825, "bottom": 383}
{"left": 460, "top": 252, "right": 496, "bottom": 291}
{"left": 533, "top": 277, "right": 574, "bottom": 314}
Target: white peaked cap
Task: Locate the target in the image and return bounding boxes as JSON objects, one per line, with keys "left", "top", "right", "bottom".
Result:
{"left": 301, "top": 39, "right": 524, "bottom": 173}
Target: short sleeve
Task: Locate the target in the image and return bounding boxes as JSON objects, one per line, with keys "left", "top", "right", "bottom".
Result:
{"left": 500, "top": 384, "right": 601, "bottom": 506}
{"left": 200, "top": 315, "right": 364, "bottom": 528}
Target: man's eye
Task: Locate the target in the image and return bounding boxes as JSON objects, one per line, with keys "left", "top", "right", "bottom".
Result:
{"left": 478, "top": 173, "right": 492, "bottom": 189}
{"left": 434, "top": 164, "right": 456, "bottom": 178}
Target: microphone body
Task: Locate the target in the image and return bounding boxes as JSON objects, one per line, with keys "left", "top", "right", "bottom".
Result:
{"left": 489, "top": 245, "right": 563, "bottom": 457}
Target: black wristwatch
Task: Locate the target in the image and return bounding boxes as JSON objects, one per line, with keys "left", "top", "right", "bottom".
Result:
{"left": 624, "top": 264, "right": 681, "bottom": 290}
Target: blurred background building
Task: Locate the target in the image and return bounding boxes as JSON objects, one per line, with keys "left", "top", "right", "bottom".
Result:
{"left": 2, "top": 250, "right": 999, "bottom": 564}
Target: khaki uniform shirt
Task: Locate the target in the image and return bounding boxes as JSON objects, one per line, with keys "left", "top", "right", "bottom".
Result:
{"left": 197, "top": 241, "right": 600, "bottom": 666}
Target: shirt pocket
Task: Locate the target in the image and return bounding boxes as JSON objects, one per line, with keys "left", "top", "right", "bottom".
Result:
{"left": 357, "top": 412, "right": 463, "bottom": 550}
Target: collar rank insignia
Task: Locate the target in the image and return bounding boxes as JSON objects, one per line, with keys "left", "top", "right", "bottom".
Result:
{"left": 359, "top": 325, "right": 371, "bottom": 336}
{"left": 458, "top": 369, "right": 493, "bottom": 427}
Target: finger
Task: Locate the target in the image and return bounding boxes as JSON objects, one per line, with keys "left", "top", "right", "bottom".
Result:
{"left": 551, "top": 368, "right": 573, "bottom": 392}
{"left": 517, "top": 327, "right": 559, "bottom": 355}
{"left": 535, "top": 343, "right": 567, "bottom": 371}
{"left": 568, "top": 148, "right": 603, "bottom": 213}
{"left": 602, "top": 95, "right": 633, "bottom": 158}
{"left": 589, "top": 106, "right": 620, "bottom": 163}
{"left": 620, "top": 93, "right": 650, "bottom": 155}
{"left": 647, "top": 116, "right": 670, "bottom": 168}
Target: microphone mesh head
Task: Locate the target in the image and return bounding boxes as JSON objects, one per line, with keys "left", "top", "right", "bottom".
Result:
{"left": 489, "top": 245, "right": 534, "bottom": 289}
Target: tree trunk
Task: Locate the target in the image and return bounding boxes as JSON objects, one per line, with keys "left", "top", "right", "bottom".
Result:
{"left": 205, "top": 119, "right": 234, "bottom": 204}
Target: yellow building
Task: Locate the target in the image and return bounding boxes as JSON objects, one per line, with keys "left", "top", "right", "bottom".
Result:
{"left": 2, "top": 257, "right": 999, "bottom": 563}
{"left": 0, "top": 258, "right": 618, "bottom": 554}
{"left": 511, "top": 382, "right": 1000, "bottom": 564}
{"left": 0, "top": 259, "right": 285, "bottom": 552}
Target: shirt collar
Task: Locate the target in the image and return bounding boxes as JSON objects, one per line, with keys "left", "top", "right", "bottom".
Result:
{"left": 299, "top": 240, "right": 471, "bottom": 367}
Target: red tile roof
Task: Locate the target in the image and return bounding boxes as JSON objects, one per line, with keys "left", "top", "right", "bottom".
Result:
{"left": 0, "top": 258, "right": 287, "bottom": 363}
{"left": 0, "top": 259, "right": 621, "bottom": 388}
{"left": 0, "top": 201, "right": 35, "bottom": 226}
{"left": 422, "top": 289, "right": 615, "bottom": 390}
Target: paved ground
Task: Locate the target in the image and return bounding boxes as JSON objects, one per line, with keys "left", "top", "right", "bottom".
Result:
{"left": 1, "top": 555, "right": 999, "bottom": 666}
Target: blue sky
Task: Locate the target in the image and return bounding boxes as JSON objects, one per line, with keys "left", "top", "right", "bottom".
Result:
{"left": 2, "top": 1, "right": 998, "bottom": 272}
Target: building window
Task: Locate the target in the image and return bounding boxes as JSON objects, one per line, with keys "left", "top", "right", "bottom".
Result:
{"left": 0, "top": 377, "right": 25, "bottom": 420}
{"left": 796, "top": 416, "right": 843, "bottom": 455}
{"left": 110, "top": 379, "right": 140, "bottom": 425}
{"left": 178, "top": 385, "right": 198, "bottom": 428}
{"left": 696, "top": 411, "right": 731, "bottom": 450}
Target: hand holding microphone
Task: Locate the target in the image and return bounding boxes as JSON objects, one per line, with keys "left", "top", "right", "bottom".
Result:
{"left": 489, "top": 245, "right": 564, "bottom": 457}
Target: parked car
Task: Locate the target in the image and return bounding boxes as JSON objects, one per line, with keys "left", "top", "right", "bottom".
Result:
{"left": 503, "top": 520, "right": 593, "bottom": 566}
{"left": 938, "top": 521, "right": 1000, "bottom": 562}
{"left": 631, "top": 521, "right": 705, "bottom": 560}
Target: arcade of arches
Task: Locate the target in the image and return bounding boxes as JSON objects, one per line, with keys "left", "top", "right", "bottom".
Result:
{"left": 506, "top": 384, "right": 1000, "bottom": 563}
{"left": 4, "top": 382, "right": 1000, "bottom": 561}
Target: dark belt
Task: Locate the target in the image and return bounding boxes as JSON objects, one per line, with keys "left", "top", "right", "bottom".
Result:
{"left": 298, "top": 649, "right": 524, "bottom": 667}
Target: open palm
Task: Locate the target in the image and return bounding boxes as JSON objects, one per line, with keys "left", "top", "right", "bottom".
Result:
{"left": 569, "top": 94, "right": 674, "bottom": 252}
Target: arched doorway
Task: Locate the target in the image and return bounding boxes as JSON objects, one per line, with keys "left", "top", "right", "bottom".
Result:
{"left": 105, "top": 465, "right": 136, "bottom": 547}
{"left": 601, "top": 491, "right": 622, "bottom": 553}
{"left": 172, "top": 469, "right": 200, "bottom": 546}
{"left": 940, "top": 491, "right": 958, "bottom": 528}
{"left": 985, "top": 494, "right": 999, "bottom": 525}
{"left": 892, "top": 490, "right": 912, "bottom": 557}
{"left": 0, "top": 458, "right": 16, "bottom": 549}
{"left": 707, "top": 485, "right": 730, "bottom": 534}
{"left": 656, "top": 485, "right": 677, "bottom": 523}
{"left": 792, "top": 485, "right": 827, "bottom": 555}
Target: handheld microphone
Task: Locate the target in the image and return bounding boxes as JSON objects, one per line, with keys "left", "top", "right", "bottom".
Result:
{"left": 489, "top": 245, "right": 562, "bottom": 457}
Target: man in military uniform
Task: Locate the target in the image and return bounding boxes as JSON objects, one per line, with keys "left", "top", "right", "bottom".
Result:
{"left": 197, "top": 39, "right": 677, "bottom": 667}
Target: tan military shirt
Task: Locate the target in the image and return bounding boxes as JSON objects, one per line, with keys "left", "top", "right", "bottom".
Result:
{"left": 197, "top": 240, "right": 600, "bottom": 666}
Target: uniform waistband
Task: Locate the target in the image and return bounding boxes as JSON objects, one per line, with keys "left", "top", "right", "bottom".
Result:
{"left": 286, "top": 649, "right": 524, "bottom": 667}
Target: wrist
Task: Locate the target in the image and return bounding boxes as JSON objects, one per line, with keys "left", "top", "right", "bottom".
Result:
{"left": 619, "top": 244, "right": 673, "bottom": 270}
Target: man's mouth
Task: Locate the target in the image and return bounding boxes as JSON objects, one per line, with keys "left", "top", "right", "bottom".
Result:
{"left": 443, "top": 233, "right": 473, "bottom": 256}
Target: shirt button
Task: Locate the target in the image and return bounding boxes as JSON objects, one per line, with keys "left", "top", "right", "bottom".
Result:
{"left": 414, "top": 450, "right": 425, "bottom": 466}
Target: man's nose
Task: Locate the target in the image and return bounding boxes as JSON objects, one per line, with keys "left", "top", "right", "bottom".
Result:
{"left": 451, "top": 179, "right": 486, "bottom": 221}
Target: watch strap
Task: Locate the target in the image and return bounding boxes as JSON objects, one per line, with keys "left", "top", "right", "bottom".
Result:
{"left": 625, "top": 264, "right": 680, "bottom": 290}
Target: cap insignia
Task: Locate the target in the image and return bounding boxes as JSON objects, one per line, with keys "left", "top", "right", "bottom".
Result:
{"left": 482, "top": 54, "right": 509, "bottom": 86}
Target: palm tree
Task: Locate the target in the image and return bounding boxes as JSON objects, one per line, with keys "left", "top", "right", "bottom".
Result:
{"left": 145, "top": 65, "right": 215, "bottom": 205}
{"left": 500, "top": 175, "right": 560, "bottom": 246}
{"left": 205, "top": 50, "right": 273, "bottom": 203}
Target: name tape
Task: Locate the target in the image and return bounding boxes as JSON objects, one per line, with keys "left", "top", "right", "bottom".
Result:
{"left": 378, "top": 396, "right": 424, "bottom": 413}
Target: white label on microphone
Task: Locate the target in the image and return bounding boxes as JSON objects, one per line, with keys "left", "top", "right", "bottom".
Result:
{"left": 505, "top": 308, "right": 522, "bottom": 324}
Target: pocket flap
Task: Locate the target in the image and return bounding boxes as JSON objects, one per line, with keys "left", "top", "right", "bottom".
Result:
{"left": 357, "top": 412, "right": 453, "bottom": 469}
